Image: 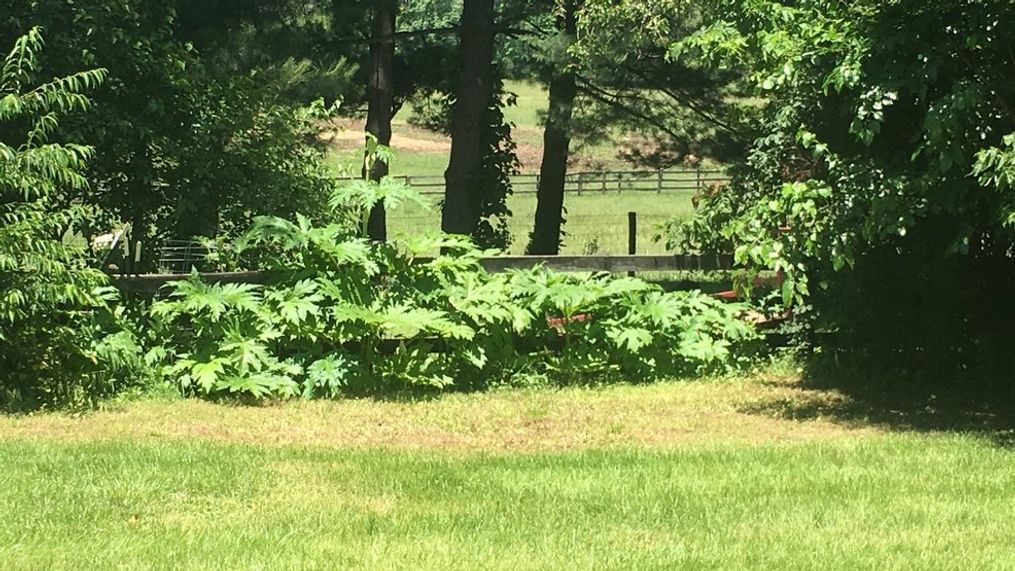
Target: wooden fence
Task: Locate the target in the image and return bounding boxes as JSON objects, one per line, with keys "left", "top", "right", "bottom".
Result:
{"left": 340, "top": 168, "right": 729, "bottom": 196}
{"left": 105, "top": 167, "right": 732, "bottom": 279}
{"left": 112, "top": 253, "right": 734, "bottom": 294}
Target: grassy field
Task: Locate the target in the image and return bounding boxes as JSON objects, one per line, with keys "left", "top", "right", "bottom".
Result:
{"left": 326, "top": 80, "right": 710, "bottom": 254}
{"left": 2, "top": 372, "right": 1014, "bottom": 569}
{"left": 388, "top": 189, "right": 696, "bottom": 255}
{"left": 329, "top": 80, "right": 645, "bottom": 177}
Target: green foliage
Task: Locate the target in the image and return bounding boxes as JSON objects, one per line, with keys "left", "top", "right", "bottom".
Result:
{"left": 329, "top": 134, "right": 430, "bottom": 237}
{"left": 0, "top": 29, "right": 145, "bottom": 408}
{"left": 572, "top": 0, "right": 755, "bottom": 166}
{"left": 665, "top": 0, "right": 1015, "bottom": 376}
{"left": 1, "top": 1, "right": 354, "bottom": 258}
{"left": 973, "top": 132, "right": 1015, "bottom": 227}
{"left": 149, "top": 210, "right": 757, "bottom": 399}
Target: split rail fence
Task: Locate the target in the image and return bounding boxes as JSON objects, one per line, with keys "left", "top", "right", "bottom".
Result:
{"left": 345, "top": 168, "right": 728, "bottom": 196}
{"left": 106, "top": 167, "right": 735, "bottom": 285}
{"left": 112, "top": 254, "right": 735, "bottom": 294}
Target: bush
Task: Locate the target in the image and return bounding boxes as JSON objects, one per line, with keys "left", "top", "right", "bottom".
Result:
{"left": 0, "top": 29, "right": 145, "bottom": 408}
{"left": 663, "top": 1, "right": 1015, "bottom": 378}
{"left": 147, "top": 212, "right": 759, "bottom": 398}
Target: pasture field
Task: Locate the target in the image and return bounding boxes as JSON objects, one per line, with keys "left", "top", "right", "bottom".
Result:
{"left": 388, "top": 188, "right": 697, "bottom": 255}
{"left": 1, "top": 370, "right": 1013, "bottom": 569}
{"left": 326, "top": 80, "right": 714, "bottom": 254}
{"left": 326, "top": 81, "right": 629, "bottom": 176}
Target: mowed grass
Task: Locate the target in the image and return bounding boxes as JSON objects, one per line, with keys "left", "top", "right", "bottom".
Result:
{"left": 330, "top": 80, "right": 632, "bottom": 178}
{"left": 327, "top": 80, "right": 707, "bottom": 253}
{"left": 389, "top": 190, "right": 697, "bottom": 255}
{"left": 501, "top": 80, "right": 549, "bottom": 130}
{"left": 328, "top": 145, "right": 452, "bottom": 178}
{"left": 1, "top": 374, "right": 1014, "bottom": 569}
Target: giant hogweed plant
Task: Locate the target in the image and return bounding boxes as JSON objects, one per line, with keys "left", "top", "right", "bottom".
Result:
{"left": 329, "top": 133, "right": 430, "bottom": 238}
{"left": 0, "top": 29, "right": 144, "bottom": 408}
{"left": 150, "top": 229, "right": 757, "bottom": 398}
{"left": 147, "top": 139, "right": 757, "bottom": 398}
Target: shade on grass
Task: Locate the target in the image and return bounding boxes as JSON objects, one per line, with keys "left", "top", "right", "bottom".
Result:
{"left": 1, "top": 434, "right": 1012, "bottom": 569}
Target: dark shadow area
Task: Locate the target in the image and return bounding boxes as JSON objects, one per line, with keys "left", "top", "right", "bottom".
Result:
{"left": 739, "top": 352, "right": 1015, "bottom": 448}
{"left": 735, "top": 234, "right": 1015, "bottom": 448}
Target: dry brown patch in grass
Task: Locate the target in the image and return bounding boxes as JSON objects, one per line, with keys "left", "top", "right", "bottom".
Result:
{"left": 0, "top": 375, "right": 879, "bottom": 452}
{"left": 322, "top": 118, "right": 451, "bottom": 153}
{"left": 320, "top": 119, "right": 625, "bottom": 172}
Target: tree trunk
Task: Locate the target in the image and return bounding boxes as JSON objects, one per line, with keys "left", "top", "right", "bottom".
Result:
{"left": 527, "top": 1, "right": 578, "bottom": 255}
{"left": 441, "top": 0, "right": 497, "bottom": 236}
{"left": 364, "top": 1, "right": 396, "bottom": 241}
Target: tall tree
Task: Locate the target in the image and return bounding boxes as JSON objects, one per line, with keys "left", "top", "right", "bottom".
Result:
{"left": 364, "top": 0, "right": 398, "bottom": 241}
{"left": 441, "top": 0, "right": 498, "bottom": 236}
{"left": 673, "top": 0, "right": 1015, "bottom": 376}
{"left": 527, "top": 0, "right": 578, "bottom": 255}
{"left": 573, "top": 0, "right": 753, "bottom": 166}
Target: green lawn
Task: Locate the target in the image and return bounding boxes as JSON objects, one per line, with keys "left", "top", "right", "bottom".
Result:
{"left": 327, "top": 80, "right": 714, "bottom": 254}
{"left": 388, "top": 189, "right": 697, "bottom": 255}
{"left": 502, "top": 80, "right": 549, "bottom": 130}
{"left": 391, "top": 80, "right": 548, "bottom": 135}
{"left": 1, "top": 375, "right": 1013, "bottom": 569}
{"left": 330, "top": 80, "right": 635, "bottom": 178}
{"left": 328, "top": 146, "right": 452, "bottom": 178}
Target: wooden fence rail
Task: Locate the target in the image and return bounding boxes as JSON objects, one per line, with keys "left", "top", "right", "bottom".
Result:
{"left": 338, "top": 168, "right": 729, "bottom": 197}
{"left": 112, "top": 254, "right": 734, "bottom": 293}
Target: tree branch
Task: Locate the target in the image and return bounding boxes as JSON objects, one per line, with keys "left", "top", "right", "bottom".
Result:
{"left": 575, "top": 75, "right": 686, "bottom": 141}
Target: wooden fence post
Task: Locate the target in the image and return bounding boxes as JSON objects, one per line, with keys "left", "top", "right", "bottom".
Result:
{"left": 658, "top": 169, "right": 664, "bottom": 193}
{"left": 627, "top": 211, "right": 637, "bottom": 277}
{"left": 133, "top": 240, "right": 142, "bottom": 275}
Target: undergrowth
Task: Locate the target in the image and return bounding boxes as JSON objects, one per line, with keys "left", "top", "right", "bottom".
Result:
{"left": 143, "top": 143, "right": 759, "bottom": 398}
{"left": 146, "top": 226, "right": 759, "bottom": 398}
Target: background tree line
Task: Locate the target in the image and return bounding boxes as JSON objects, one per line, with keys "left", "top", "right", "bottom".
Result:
{"left": 0, "top": 0, "right": 745, "bottom": 255}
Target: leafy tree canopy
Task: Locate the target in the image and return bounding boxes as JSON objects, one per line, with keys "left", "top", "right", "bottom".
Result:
{"left": 670, "top": 0, "right": 1015, "bottom": 376}
{"left": 0, "top": 28, "right": 143, "bottom": 408}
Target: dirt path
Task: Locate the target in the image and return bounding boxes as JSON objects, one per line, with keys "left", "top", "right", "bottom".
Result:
{"left": 324, "top": 118, "right": 631, "bottom": 172}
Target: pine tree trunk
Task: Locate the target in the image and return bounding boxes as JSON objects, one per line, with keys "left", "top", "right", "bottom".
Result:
{"left": 365, "top": 1, "right": 396, "bottom": 241}
{"left": 441, "top": 0, "right": 496, "bottom": 236}
{"left": 528, "top": 1, "right": 578, "bottom": 255}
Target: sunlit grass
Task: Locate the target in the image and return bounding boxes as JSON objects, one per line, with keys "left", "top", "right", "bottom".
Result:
{"left": 387, "top": 189, "right": 697, "bottom": 255}
{"left": 323, "top": 79, "right": 709, "bottom": 254}
{"left": 330, "top": 80, "right": 633, "bottom": 177}
{"left": 327, "top": 146, "right": 452, "bottom": 177}
{"left": 1, "top": 370, "right": 1014, "bottom": 570}
{"left": 326, "top": 147, "right": 699, "bottom": 254}
{"left": 502, "top": 80, "right": 548, "bottom": 129}
{"left": 0, "top": 373, "right": 869, "bottom": 451}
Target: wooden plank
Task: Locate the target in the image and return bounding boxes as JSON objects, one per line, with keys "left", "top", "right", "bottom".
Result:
{"left": 111, "top": 255, "right": 735, "bottom": 293}
{"left": 477, "top": 254, "right": 734, "bottom": 273}
{"left": 111, "top": 271, "right": 269, "bottom": 293}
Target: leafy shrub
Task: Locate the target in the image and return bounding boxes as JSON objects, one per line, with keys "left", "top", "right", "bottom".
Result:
{"left": 662, "top": 1, "right": 1015, "bottom": 378}
{"left": 148, "top": 215, "right": 758, "bottom": 398}
{"left": 0, "top": 29, "right": 145, "bottom": 408}
{"left": 144, "top": 141, "right": 757, "bottom": 399}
